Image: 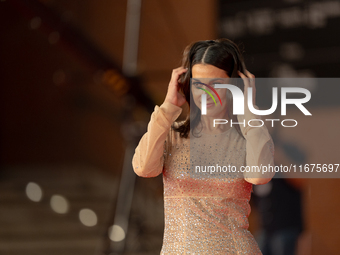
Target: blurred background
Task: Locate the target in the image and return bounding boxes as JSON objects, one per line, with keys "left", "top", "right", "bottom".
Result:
{"left": 1, "top": 0, "right": 340, "bottom": 254}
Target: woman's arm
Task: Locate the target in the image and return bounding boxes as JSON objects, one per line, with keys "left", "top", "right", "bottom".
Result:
{"left": 133, "top": 67, "right": 187, "bottom": 177}
{"left": 237, "top": 70, "right": 275, "bottom": 185}
{"left": 238, "top": 105, "right": 275, "bottom": 185}
{"left": 132, "top": 101, "right": 182, "bottom": 177}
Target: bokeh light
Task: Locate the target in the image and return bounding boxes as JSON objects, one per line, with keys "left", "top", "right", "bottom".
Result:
{"left": 79, "top": 208, "right": 97, "bottom": 227}
{"left": 26, "top": 182, "right": 43, "bottom": 202}
{"left": 50, "top": 195, "right": 69, "bottom": 214}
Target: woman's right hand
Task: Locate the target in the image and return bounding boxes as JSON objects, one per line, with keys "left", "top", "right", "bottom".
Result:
{"left": 164, "top": 67, "right": 188, "bottom": 107}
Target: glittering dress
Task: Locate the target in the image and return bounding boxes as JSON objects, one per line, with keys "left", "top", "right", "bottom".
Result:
{"left": 132, "top": 102, "right": 275, "bottom": 254}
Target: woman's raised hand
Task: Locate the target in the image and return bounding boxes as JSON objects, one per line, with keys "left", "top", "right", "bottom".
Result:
{"left": 164, "top": 67, "right": 188, "bottom": 107}
{"left": 238, "top": 70, "right": 256, "bottom": 106}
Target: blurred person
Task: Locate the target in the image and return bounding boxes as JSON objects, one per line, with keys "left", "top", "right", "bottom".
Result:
{"left": 132, "top": 38, "right": 275, "bottom": 254}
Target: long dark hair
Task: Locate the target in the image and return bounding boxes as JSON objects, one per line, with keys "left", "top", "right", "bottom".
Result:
{"left": 172, "top": 38, "right": 247, "bottom": 139}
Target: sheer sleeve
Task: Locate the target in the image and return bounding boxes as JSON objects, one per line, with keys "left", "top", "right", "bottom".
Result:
{"left": 237, "top": 105, "right": 275, "bottom": 185}
{"left": 132, "top": 102, "right": 183, "bottom": 177}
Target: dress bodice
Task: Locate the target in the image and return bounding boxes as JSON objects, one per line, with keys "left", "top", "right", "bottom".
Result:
{"left": 132, "top": 101, "right": 275, "bottom": 254}
{"left": 160, "top": 125, "right": 260, "bottom": 254}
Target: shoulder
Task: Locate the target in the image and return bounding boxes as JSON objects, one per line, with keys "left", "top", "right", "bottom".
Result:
{"left": 227, "top": 126, "right": 247, "bottom": 147}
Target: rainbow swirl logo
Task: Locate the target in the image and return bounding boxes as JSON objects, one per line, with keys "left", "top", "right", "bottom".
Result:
{"left": 194, "top": 81, "right": 223, "bottom": 115}
{"left": 195, "top": 82, "right": 222, "bottom": 106}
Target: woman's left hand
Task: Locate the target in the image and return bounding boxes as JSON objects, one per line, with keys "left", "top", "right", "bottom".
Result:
{"left": 238, "top": 70, "right": 256, "bottom": 106}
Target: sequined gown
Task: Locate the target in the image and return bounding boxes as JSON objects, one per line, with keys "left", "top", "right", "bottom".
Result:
{"left": 132, "top": 102, "right": 275, "bottom": 254}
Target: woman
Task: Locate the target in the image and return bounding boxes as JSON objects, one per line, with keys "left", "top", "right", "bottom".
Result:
{"left": 132, "top": 38, "right": 275, "bottom": 254}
